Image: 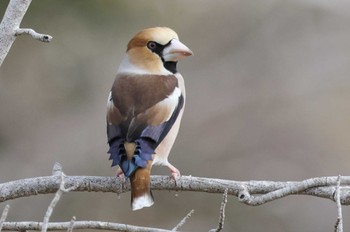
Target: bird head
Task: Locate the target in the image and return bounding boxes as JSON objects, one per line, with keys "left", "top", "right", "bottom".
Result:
{"left": 123, "top": 27, "right": 193, "bottom": 75}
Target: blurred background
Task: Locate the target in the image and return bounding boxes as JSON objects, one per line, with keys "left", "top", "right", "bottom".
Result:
{"left": 1, "top": 0, "right": 350, "bottom": 231}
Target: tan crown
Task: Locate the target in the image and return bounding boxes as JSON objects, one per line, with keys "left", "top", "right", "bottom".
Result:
{"left": 127, "top": 27, "right": 179, "bottom": 51}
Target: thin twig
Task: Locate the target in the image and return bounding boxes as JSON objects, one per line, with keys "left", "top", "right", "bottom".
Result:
{"left": 41, "top": 172, "right": 78, "bottom": 232}
{"left": 334, "top": 175, "right": 343, "bottom": 232}
{"left": 209, "top": 189, "right": 228, "bottom": 232}
{"left": 172, "top": 209, "right": 194, "bottom": 231}
{"left": 0, "top": 205, "right": 10, "bottom": 231}
{"left": 1, "top": 221, "right": 173, "bottom": 232}
{"left": 66, "top": 216, "right": 76, "bottom": 232}
{"left": 14, "top": 28, "right": 52, "bottom": 42}
{"left": 52, "top": 162, "right": 63, "bottom": 176}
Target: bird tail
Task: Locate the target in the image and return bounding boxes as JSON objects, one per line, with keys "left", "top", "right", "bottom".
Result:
{"left": 130, "top": 160, "right": 154, "bottom": 211}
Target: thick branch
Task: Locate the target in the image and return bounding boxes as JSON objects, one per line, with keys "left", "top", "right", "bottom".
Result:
{"left": 0, "top": 175, "right": 350, "bottom": 205}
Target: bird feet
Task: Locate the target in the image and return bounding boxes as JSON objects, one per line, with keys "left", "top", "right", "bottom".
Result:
{"left": 115, "top": 168, "right": 126, "bottom": 182}
{"left": 167, "top": 163, "right": 181, "bottom": 179}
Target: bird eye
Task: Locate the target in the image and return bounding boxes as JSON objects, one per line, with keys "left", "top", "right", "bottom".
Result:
{"left": 147, "top": 41, "right": 157, "bottom": 51}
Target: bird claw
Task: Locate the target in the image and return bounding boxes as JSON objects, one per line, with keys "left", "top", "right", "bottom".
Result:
{"left": 171, "top": 169, "right": 181, "bottom": 179}
{"left": 168, "top": 163, "right": 181, "bottom": 185}
{"left": 116, "top": 168, "right": 126, "bottom": 183}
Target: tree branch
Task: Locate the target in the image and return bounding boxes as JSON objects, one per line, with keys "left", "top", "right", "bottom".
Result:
{"left": 66, "top": 216, "right": 75, "bottom": 232}
{"left": 0, "top": 205, "right": 10, "bottom": 232}
{"left": 0, "top": 0, "right": 52, "bottom": 67}
{"left": 1, "top": 221, "right": 174, "bottom": 232}
{"left": 41, "top": 168, "right": 78, "bottom": 232}
{"left": 1, "top": 175, "right": 350, "bottom": 206}
{"left": 236, "top": 176, "right": 349, "bottom": 206}
{"left": 172, "top": 209, "right": 194, "bottom": 231}
{"left": 335, "top": 175, "right": 343, "bottom": 232}
{"left": 209, "top": 189, "right": 228, "bottom": 232}
{"left": 0, "top": 163, "right": 349, "bottom": 231}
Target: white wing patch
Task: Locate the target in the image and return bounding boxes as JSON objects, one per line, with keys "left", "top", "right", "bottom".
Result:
{"left": 133, "top": 85, "right": 182, "bottom": 127}
{"left": 107, "top": 91, "right": 112, "bottom": 104}
{"left": 107, "top": 91, "right": 114, "bottom": 125}
{"left": 152, "top": 87, "right": 181, "bottom": 122}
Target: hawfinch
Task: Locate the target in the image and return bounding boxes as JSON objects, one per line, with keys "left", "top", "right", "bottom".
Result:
{"left": 106, "top": 27, "right": 192, "bottom": 210}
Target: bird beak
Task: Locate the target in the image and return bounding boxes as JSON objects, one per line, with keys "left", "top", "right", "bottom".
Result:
{"left": 163, "top": 39, "right": 193, "bottom": 62}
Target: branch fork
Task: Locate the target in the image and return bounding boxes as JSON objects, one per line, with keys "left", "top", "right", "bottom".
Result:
{"left": 41, "top": 165, "right": 79, "bottom": 232}
{"left": 0, "top": 0, "right": 53, "bottom": 67}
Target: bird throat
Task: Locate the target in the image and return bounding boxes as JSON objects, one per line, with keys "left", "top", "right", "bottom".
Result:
{"left": 163, "top": 61, "right": 177, "bottom": 74}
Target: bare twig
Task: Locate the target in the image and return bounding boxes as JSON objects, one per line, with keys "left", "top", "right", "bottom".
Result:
{"left": 66, "top": 216, "right": 76, "bottom": 232}
{"left": 14, "top": 28, "right": 52, "bottom": 42}
{"left": 1, "top": 221, "right": 173, "bottom": 232}
{"left": 41, "top": 172, "right": 78, "bottom": 232}
{"left": 172, "top": 209, "right": 194, "bottom": 231}
{"left": 0, "top": 205, "right": 10, "bottom": 231}
{"left": 209, "top": 189, "right": 228, "bottom": 232}
{"left": 52, "top": 162, "right": 63, "bottom": 176}
{"left": 334, "top": 175, "right": 343, "bottom": 232}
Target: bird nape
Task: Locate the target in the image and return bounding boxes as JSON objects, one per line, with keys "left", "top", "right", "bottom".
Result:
{"left": 106, "top": 27, "right": 193, "bottom": 210}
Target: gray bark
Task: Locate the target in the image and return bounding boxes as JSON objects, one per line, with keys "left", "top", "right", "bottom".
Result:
{"left": 0, "top": 0, "right": 52, "bottom": 67}
{"left": 0, "top": 0, "right": 32, "bottom": 66}
{"left": 0, "top": 175, "right": 349, "bottom": 205}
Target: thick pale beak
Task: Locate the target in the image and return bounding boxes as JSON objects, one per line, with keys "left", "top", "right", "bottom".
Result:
{"left": 163, "top": 39, "right": 193, "bottom": 62}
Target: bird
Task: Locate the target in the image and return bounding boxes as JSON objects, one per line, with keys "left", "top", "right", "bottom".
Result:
{"left": 106, "top": 27, "right": 193, "bottom": 211}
